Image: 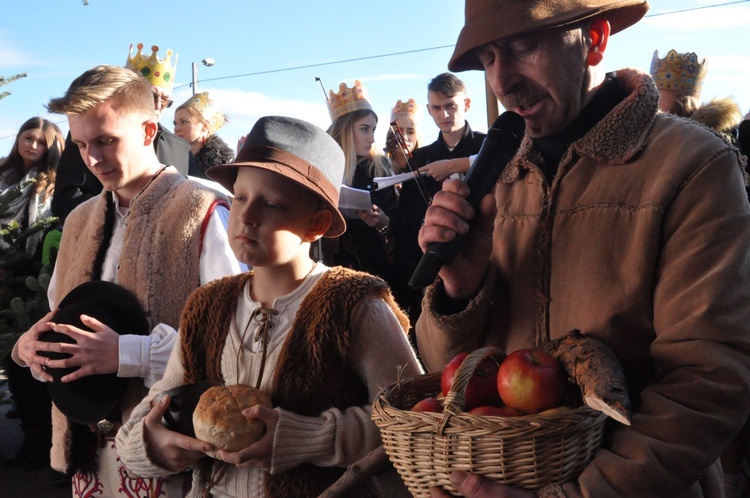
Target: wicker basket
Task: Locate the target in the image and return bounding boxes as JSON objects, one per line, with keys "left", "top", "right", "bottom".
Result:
{"left": 372, "top": 347, "right": 606, "bottom": 497}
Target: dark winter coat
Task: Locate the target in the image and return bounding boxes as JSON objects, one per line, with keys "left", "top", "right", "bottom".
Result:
{"left": 192, "top": 134, "right": 235, "bottom": 179}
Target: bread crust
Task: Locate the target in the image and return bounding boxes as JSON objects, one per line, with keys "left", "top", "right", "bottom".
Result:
{"left": 193, "top": 384, "right": 272, "bottom": 452}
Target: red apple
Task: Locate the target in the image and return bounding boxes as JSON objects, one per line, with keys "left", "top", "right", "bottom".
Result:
{"left": 468, "top": 405, "right": 523, "bottom": 417}
{"left": 411, "top": 397, "right": 443, "bottom": 413}
{"left": 441, "top": 351, "right": 502, "bottom": 411}
{"left": 497, "top": 348, "right": 567, "bottom": 414}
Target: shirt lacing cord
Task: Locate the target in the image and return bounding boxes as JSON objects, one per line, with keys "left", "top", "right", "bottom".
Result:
{"left": 239, "top": 307, "right": 279, "bottom": 389}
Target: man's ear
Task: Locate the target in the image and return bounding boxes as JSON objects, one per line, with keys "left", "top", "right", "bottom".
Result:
{"left": 306, "top": 209, "right": 333, "bottom": 242}
{"left": 143, "top": 120, "right": 159, "bottom": 146}
{"left": 464, "top": 97, "right": 472, "bottom": 111}
{"left": 587, "top": 17, "right": 611, "bottom": 66}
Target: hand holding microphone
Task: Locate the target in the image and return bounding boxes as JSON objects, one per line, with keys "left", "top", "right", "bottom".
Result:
{"left": 409, "top": 111, "right": 525, "bottom": 291}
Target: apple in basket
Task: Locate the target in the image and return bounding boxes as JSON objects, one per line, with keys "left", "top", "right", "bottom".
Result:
{"left": 468, "top": 405, "right": 523, "bottom": 417}
{"left": 496, "top": 348, "right": 567, "bottom": 414}
{"left": 441, "top": 351, "right": 502, "bottom": 411}
{"left": 411, "top": 397, "right": 443, "bottom": 413}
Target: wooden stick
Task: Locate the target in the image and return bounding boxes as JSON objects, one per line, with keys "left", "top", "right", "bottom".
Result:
{"left": 317, "top": 445, "right": 390, "bottom": 498}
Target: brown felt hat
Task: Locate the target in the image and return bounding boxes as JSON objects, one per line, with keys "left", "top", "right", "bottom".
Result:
{"left": 207, "top": 116, "right": 346, "bottom": 238}
{"left": 449, "top": 0, "right": 649, "bottom": 72}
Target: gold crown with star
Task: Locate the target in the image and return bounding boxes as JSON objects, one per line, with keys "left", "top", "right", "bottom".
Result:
{"left": 327, "top": 80, "right": 373, "bottom": 122}
{"left": 650, "top": 49, "right": 707, "bottom": 98}
{"left": 125, "top": 43, "right": 178, "bottom": 92}
{"left": 181, "top": 92, "right": 226, "bottom": 134}
{"left": 390, "top": 98, "right": 418, "bottom": 122}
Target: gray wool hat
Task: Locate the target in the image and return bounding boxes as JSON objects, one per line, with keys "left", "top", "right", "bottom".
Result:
{"left": 207, "top": 115, "right": 346, "bottom": 237}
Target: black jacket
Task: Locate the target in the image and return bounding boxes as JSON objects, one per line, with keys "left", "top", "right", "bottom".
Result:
{"left": 192, "top": 134, "right": 235, "bottom": 179}
{"left": 51, "top": 124, "right": 195, "bottom": 223}
{"left": 391, "top": 122, "right": 486, "bottom": 324}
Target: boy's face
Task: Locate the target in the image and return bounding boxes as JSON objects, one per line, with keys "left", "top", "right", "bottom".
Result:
{"left": 228, "top": 167, "right": 324, "bottom": 267}
{"left": 426, "top": 90, "right": 470, "bottom": 135}
{"left": 69, "top": 100, "right": 158, "bottom": 206}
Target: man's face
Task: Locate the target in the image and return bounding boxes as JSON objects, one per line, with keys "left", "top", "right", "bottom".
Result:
{"left": 475, "top": 25, "right": 589, "bottom": 138}
{"left": 151, "top": 85, "right": 173, "bottom": 121}
{"left": 69, "top": 100, "right": 156, "bottom": 202}
{"left": 426, "top": 90, "right": 470, "bottom": 134}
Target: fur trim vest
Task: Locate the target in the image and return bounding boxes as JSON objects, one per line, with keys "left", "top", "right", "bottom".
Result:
{"left": 179, "top": 267, "right": 409, "bottom": 498}
{"left": 50, "top": 167, "right": 225, "bottom": 474}
{"left": 194, "top": 134, "right": 235, "bottom": 178}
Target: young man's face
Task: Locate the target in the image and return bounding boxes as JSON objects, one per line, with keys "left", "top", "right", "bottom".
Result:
{"left": 475, "top": 25, "right": 589, "bottom": 138}
{"left": 69, "top": 100, "right": 157, "bottom": 204}
{"left": 426, "top": 90, "right": 470, "bottom": 135}
{"left": 228, "top": 167, "right": 323, "bottom": 268}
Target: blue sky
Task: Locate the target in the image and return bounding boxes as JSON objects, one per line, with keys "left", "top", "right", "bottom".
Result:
{"left": 1, "top": 0, "right": 749, "bottom": 158}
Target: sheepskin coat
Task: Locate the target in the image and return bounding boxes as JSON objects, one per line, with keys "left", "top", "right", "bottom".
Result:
{"left": 417, "top": 68, "right": 750, "bottom": 497}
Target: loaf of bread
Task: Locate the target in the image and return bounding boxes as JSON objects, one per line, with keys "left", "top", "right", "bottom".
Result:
{"left": 192, "top": 384, "right": 272, "bottom": 453}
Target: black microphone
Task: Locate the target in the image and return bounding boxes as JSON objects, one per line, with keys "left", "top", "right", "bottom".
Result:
{"left": 408, "top": 111, "right": 525, "bottom": 289}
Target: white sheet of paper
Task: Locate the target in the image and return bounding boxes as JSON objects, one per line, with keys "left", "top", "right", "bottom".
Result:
{"left": 338, "top": 185, "right": 373, "bottom": 219}
{"left": 373, "top": 170, "right": 426, "bottom": 190}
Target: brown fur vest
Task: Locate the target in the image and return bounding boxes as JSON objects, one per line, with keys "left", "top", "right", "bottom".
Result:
{"left": 50, "top": 168, "right": 225, "bottom": 475}
{"left": 180, "top": 266, "right": 408, "bottom": 497}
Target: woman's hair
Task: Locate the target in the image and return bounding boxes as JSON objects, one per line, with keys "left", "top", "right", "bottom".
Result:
{"left": 0, "top": 117, "right": 64, "bottom": 200}
{"left": 674, "top": 94, "right": 702, "bottom": 118}
{"left": 327, "top": 109, "right": 392, "bottom": 186}
{"left": 46, "top": 64, "right": 153, "bottom": 117}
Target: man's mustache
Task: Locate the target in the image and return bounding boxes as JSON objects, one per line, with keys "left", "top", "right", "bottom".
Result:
{"left": 502, "top": 84, "right": 548, "bottom": 110}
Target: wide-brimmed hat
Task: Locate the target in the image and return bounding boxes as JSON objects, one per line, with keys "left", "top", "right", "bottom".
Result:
{"left": 207, "top": 115, "right": 346, "bottom": 238}
{"left": 37, "top": 281, "right": 149, "bottom": 425}
{"left": 449, "top": 0, "right": 649, "bottom": 72}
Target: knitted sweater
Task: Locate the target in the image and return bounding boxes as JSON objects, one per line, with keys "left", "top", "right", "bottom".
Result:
{"left": 50, "top": 167, "right": 225, "bottom": 474}
{"left": 116, "top": 265, "right": 422, "bottom": 498}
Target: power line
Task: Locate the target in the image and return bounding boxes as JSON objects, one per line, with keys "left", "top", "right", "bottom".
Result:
{"left": 180, "top": 0, "right": 750, "bottom": 89}
{"left": 173, "top": 45, "right": 454, "bottom": 90}
{"left": 2, "top": 0, "right": 748, "bottom": 143}
{"left": 646, "top": 0, "right": 748, "bottom": 17}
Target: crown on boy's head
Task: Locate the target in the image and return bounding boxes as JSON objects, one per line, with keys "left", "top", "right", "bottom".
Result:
{"left": 125, "top": 43, "right": 178, "bottom": 93}
{"left": 327, "top": 80, "right": 373, "bottom": 122}
{"left": 390, "top": 98, "right": 418, "bottom": 122}
{"left": 650, "top": 49, "right": 707, "bottom": 98}
{"left": 183, "top": 92, "right": 225, "bottom": 133}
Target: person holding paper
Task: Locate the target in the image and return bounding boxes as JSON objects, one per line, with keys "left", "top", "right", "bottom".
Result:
{"left": 324, "top": 80, "right": 398, "bottom": 286}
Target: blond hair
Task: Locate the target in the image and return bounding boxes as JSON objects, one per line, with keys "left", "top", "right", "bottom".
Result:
{"left": 46, "top": 64, "right": 153, "bottom": 117}
{"left": 327, "top": 109, "right": 392, "bottom": 186}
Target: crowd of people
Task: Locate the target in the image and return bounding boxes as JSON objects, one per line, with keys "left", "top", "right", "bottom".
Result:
{"left": 2, "top": 0, "right": 750, "bottom": 497}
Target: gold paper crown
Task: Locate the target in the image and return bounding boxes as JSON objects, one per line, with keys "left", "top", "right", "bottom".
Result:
{"left": 125, "top": 43, "right": 178, "bottom": 92}
{"left": 650, "top": 49, "right": 707, "bottom": 98}
{"left": 390, "top": 98, "right": 418, "bottom": 122}
{"left": 327, "top": 80, "right": 373, "bottom": 122}
{"left": 181, "top": 92, "right": 226, "bottom": 134}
